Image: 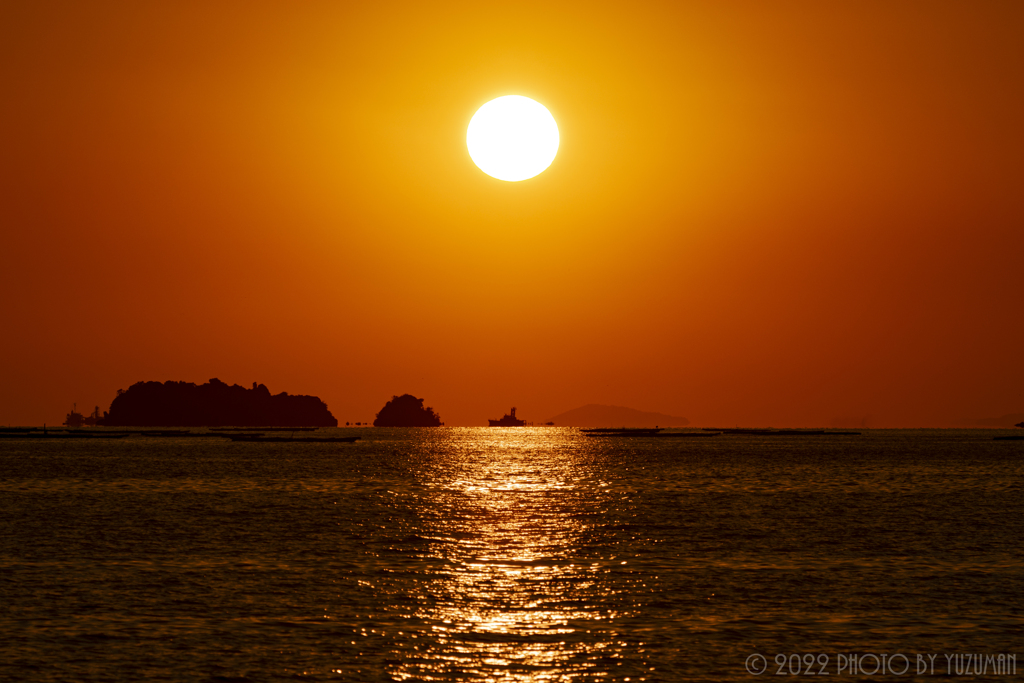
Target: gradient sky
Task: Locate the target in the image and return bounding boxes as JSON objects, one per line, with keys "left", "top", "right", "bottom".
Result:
{"left": 3, "top": 1, "right": 1022, "bottom": 427}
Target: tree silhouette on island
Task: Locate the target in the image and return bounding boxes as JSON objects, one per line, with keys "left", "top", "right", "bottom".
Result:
{"left": 101, "top": 378, "right": 337, "bottom": 427}
{"left": 373, "top": 394, "right": 442, "bottom": 427}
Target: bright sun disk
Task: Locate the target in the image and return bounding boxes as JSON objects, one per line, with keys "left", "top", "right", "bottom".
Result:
{"left": 467, "top": 96, "right": 559, "bottom": 182}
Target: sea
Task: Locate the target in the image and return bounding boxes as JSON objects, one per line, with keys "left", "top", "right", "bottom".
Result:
{"left": 1, "top": 428, "right": 1021, "bottom": 682}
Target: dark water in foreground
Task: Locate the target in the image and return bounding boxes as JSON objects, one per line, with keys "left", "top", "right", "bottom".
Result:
{"left": 1, "top": 428, "right": 1022, "bottom": 681}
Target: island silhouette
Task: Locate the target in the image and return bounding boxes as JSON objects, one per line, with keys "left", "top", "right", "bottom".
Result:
{"left": 546, "top": 404, "right": 689, "bottom": 428}
{"left": 373, "top": 394, "right": 442, "bottom": 427}
{"left": 100, "top": 378, "right": 337, "bottom": 427}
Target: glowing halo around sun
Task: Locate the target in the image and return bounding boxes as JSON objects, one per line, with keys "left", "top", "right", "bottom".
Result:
{"left": 467, "top": 96, "right": 559, "bottom": 182}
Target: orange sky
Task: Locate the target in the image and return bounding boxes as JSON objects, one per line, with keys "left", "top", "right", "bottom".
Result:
{"left": 2, "top": 1, "right": 1022, "bottom": 427}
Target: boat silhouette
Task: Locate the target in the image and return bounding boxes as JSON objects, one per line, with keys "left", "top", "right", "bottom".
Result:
{"left": 488, "top": 407, "right": 526, "bottom": 427}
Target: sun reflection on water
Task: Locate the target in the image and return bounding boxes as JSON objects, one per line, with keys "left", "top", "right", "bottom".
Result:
{"left": 382, "top": 428, "right": 642, "bottom": 681}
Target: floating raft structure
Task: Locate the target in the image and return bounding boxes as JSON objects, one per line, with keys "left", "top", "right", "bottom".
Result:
{"left": 0, "top": 431, "right": 130, "bottom": 439}
{"left": 211, "top": 426, "right": 320, "bottom": 432}
{"left": 580, "top": 427, "right": 862, "bottom": 438}
{"left": 224, "top": 434, "right": 360, "bottom": 443}
{"left": 0, "top": 428, "right": 359, "bottom": 443}
{"left": 581, "top": 428, "right": 720, "bottom": 438}
{"left": 701, "top": 428, "right": 861, "bottom": 436}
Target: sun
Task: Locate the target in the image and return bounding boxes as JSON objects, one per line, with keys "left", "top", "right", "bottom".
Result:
{"left": 467, "top": 96, "right": 559, "bottom": 182}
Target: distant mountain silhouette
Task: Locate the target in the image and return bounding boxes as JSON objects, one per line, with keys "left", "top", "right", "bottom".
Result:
{"left": 547, "top": 404, "right": 689, "bottom": 428}
{"left": 972, "top": 413, "right": 1024, "bottom": 428}
{"left": 373, "top": 394, "right": 442, "bottom": 427}
{"left": 102, "top": 378, "right": 337, "bottom": 427}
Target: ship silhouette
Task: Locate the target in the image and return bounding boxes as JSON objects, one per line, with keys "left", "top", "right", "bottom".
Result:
{"left": 63, "top": 404, "right": 103, "bottom": 428}
{"left": 488, "top": 407, "right": 526, "bottom": 427}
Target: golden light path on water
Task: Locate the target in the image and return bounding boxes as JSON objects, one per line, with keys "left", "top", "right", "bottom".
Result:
{"left": 378, "top": 427, "right": 650, "bottom": 681}
{"left": 3, "top": 428, "right": 1023, "bottom": 680}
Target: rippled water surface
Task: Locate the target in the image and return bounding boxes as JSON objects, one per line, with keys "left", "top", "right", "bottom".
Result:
{"left": 1, "top": 428, "right": 1022, "bottom": 681}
